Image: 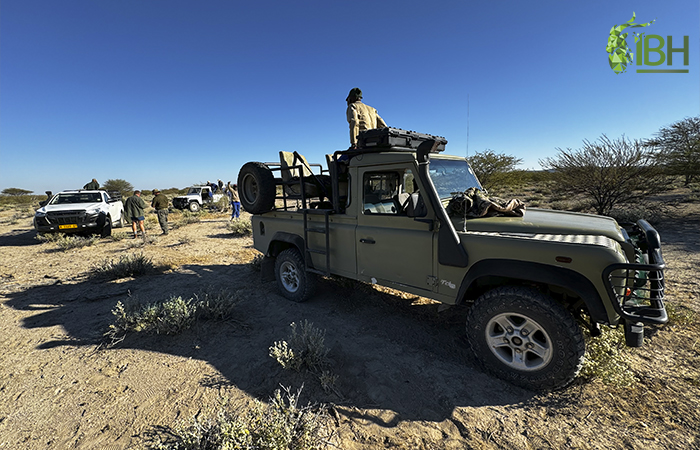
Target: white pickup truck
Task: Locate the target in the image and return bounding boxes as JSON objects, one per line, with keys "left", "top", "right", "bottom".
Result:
{"left": 172, "top": 185, "right": 224, "bottom": 212}
{"left": 33, "top": 190, "right": 125, "bottom": 237}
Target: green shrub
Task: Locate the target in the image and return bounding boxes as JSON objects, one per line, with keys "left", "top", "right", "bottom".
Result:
{"left": 145, "top": 386, "right": 330, "bottom": 450}
{"left": 0, "top": 194, "right": 41, "bottom": 207}
{"left": 227, "top": 218, "right": 252, "bottom": 237}
{"left": 579, "top": 326, "right": 636, "bottom": 387}
{"left": 270, "top": 320, "right": 330, "bottom": 372}
{"left": 250, "top": 253, "right": 264, "bottom": 271}
{"left": 176, "top": 211, "right": 201, "bottom": 228}
{"left": 106, "top": 288, "right": 240, "bottom": 343}
{"left": 269, "top": 321, "right": 339, "bottom": 395}
{"left": 94, "top": 252, "right": 153, "bottom": 278}
{"left": 608, "top": 204, "right": 663, "bottom": 225}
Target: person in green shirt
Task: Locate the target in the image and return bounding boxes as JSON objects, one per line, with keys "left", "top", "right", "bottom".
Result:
{"left": 151, "top": 188, "right": 169, "bottom": 235}
{"left": 124, "top": 190, "right": 147, "bottom": 238}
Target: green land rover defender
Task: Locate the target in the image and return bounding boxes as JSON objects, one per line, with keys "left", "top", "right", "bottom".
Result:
{"left": 237, "top": 128, "right": 667, "bottom": 390}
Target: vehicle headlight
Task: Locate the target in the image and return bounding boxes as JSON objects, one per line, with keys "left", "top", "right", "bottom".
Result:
{"left": 35, "top": 210, "right": 47, "bottom": 217}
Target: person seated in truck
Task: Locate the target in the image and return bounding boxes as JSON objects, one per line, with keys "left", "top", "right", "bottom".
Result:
{"left": 346, "top": 87, "right": 387, "bottom": 149}
{"left": 83, "top": 178, "right": 99, "bottom": 190}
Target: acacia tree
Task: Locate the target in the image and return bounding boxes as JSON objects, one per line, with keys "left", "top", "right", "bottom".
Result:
{"left": 1, "top": 188, "right": 33, "bottom": 196}
{"left": 647, "top": 116, "right": 700, "bottom": 186}
{"left": 102, "top": 179, "right": 134, "bottom": 199}
{"left": 540, "top": 135, "right": 668, "bottom": 215}
{"left": 467, "top": 150, "right": 523, "bottom": 190}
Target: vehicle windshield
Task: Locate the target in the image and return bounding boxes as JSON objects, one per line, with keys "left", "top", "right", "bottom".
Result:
{"left": 187, "top": 187, "right": 201, "bottom": 194}
{"left": 429, "top": 158, "right": 483, "bottom": 200}
{"left": 49, "top": 193, "right": 102, "bottom": 205}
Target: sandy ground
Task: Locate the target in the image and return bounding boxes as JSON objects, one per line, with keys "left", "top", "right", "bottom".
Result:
{"left": 0, "top": 199, "right": 698, "bottom": 450}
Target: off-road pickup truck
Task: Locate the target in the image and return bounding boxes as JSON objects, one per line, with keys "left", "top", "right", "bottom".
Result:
{"left": 237, "top": 128, "right": 667, "bottom": 390}
{"left": 172, "top": 185, "right": 224, "bottom": 212}
{"left": 33, "top": 189, "right": 125, "bottom": 237}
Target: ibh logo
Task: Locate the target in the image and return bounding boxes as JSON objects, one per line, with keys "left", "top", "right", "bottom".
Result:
{"left": 606, "top": 12, "right": 690, "bottom": 74}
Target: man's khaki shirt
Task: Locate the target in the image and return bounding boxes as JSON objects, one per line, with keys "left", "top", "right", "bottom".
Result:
{"left": 347, "top": 101, "right": 387, "bottom": 146}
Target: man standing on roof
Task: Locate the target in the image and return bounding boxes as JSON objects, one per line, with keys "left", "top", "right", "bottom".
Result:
{"left": 346, "top": 88, "right": 387, "bottom": 149}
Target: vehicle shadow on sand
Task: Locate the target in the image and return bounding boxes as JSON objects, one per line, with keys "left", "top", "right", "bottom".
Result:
{"left": 0, "top": 228, "right": 42, "bottom": 247}
{"left": 4, "top": 262, "right": 534, "bottom": 425}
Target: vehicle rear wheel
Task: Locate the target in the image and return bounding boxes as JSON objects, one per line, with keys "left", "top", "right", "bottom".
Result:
{"left": 465, "top": 286, "right": 585, "bottom": 391}
{"left": 238, "top": 162, "right": 276, "bottom": 214}
{"left": 189, "top": 201, "right": 200, "bottom": 213}
{"left": 115, "top": 214, "right": 124, "bottom": 228}
{"left": 274, "top": 248, "right": 316, "bottom": 302}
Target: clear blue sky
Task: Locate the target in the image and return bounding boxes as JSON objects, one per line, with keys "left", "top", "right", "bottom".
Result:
{"left": 1, "top": 0, "right": 699, "bottom": 194}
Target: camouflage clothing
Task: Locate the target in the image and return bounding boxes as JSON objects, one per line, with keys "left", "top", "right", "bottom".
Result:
{"left": 447, "top": 188, "right": 525, "bottom": 218}
{"left": 347, "top": 101, "right": 387, "bottom": 147}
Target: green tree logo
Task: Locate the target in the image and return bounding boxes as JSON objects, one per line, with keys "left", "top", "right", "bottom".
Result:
{"left": 606, "top": 12, "right": 655, "bottom": 74}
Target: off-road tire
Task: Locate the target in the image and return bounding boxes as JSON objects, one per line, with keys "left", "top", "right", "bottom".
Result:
{"left": 189, "top": 201, "right": 200, "bottom": 213}
{"left": 465, "top": 286, "right": 585, "bottom": 391}
{"left": 99, "top": 215, "right": 112, "bottom": 238}
{"left": 115, "top": 214, "right": 124, "bottom": 228}
{"left": 274, "top": 248, "right": 316, "bottom": 302}
{"left": 238, "top": 162, "right": 276, "bottom": 214}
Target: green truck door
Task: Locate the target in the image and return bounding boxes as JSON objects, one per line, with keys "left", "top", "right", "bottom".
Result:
{"left": 356, "top": 167, "right": 435, "bottom": 291}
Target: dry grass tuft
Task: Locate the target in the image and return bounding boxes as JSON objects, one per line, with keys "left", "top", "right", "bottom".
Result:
{"left": 143, "top": 386, "right": 331, "bottom": 450}
{"left": 93, "top": 252, "right": 153, "bottom": 279}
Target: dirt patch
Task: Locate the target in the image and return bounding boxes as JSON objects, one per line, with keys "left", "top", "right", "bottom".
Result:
{"left": 0, "top": 199, "right": 698, "bottom": 449}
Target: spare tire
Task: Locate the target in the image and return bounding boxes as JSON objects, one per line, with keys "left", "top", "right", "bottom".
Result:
{"left": 238, "top": 162, "right": 276, "bottom": 214}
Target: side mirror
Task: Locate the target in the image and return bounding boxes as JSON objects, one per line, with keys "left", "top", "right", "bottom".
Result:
{"left": 406, "top": 192, "right": 427, "bottom": 218}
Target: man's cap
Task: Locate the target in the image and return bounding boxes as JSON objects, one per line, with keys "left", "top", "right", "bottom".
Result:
{"left": 152, "top": 188, "right": 160, "bottom": 194}
{"left": 346, "top": 87, "right": 362, "bottom": 103}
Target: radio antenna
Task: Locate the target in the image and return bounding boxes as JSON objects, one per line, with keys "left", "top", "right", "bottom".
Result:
{"left": 466, "top": 93, "right": 470, "bottom": 158}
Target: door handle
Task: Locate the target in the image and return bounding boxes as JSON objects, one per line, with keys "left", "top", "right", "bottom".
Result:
{"left": 359, "top": 238, "right": 375, "bottom": 244}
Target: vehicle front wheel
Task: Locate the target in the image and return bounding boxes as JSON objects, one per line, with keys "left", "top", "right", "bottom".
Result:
{"left": 189, "top": 202, "right": 200, "bottom": 213}
{"left": 274, "top": 248, "right": 316, "bottom": 302}
{"left": 465, "top": 286, "right": 585, "bottom": 391}
{"left": 99, "top": 215, "right": 112, "bottom": 238}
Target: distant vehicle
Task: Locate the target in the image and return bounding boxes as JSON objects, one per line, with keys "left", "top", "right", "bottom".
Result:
{"left": 33, "top": 190, "right": 125, "bottom": 237}
{"left": 172, "top": 185, "right": 224, "bottom": 212}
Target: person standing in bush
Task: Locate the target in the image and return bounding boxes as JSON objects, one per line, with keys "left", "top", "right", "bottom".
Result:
{"left": 125, "top": 190, "right": 147, "bottom": 238}
{"left": 151, "top": 188, "right": 169, "bottom": 235}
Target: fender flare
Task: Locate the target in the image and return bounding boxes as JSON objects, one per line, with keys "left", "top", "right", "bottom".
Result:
{"left": 261, "top": 232, "right": 309, "bottom": 283}
{"left": 456, "top": 259, "right": 609, "bottom": 323}
{"left": 266, "top": 232, "right": 305, "bottom": 258}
